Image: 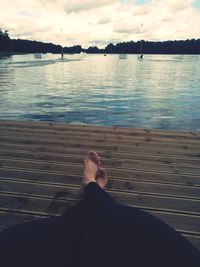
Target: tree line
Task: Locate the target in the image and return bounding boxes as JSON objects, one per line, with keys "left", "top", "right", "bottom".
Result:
{"left": 0, "top": 29, "right": 200, "bottom": 54}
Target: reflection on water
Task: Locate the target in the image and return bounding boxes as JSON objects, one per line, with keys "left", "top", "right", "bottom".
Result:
{"left": 0, "top": 53, "right": 200, "bottom": 131}
{"left": 6, "top": 57, "right": 81, "bottom": 68}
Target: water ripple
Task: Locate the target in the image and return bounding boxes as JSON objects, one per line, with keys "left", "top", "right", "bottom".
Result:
{"left": 0, "top": 54, "right": 200, "bottom": 131}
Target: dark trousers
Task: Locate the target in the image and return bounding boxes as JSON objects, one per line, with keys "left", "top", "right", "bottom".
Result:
{"left": 0, "top": 182, "right": 199, "bottom": 267}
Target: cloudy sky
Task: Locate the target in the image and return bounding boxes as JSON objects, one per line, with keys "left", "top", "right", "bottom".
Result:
{"left": 1, "top": 0, "right": 200, "bottom": 48}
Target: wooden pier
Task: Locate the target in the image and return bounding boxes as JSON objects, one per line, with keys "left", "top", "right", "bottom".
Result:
{"left": 0, "top": 120, "right": 199, "bottom": 250}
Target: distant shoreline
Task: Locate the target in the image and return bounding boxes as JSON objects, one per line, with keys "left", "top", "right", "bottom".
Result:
{"left": 1, "top": 51, "right": 200, "bottom": 57}
{"left": 1, "top": 30, "right": 200, "bottom": 55}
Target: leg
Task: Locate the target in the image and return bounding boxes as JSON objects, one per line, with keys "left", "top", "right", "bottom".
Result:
{"left": 79, "top": 153, "right": 200, "bottom": 267}
{"left": 0, "top": 151, "right": 108, "bottom": 267}
{"left": 81, "top": 184, "right": 200, "bottom": 267}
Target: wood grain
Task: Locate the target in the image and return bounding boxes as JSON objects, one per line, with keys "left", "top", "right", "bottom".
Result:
{"left": 0, "top": 120, "right": 199, "bottom": 250}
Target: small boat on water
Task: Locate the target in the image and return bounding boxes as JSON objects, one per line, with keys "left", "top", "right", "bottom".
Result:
{"left": 138, "top": 24, "right": 144, "bottom": 61}
{"left": 80, "top": 52, "right": 86, "bottom": 57}
{"left": 138, "top": 54, "right": 143, "bottom": 61}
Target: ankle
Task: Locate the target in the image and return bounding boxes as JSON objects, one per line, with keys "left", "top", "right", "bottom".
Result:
{"left": 80, "top": 180, "right": 97, "bottom": 197}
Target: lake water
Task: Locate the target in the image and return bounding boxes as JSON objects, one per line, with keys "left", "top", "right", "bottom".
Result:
{"left": 0, "top": 53, "right": 200, "bottom": 131}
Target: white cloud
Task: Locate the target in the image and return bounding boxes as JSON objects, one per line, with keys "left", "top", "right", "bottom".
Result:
{"left": 167, "top": 0, "right": 193, "bottom": 12}
{"left": 0, "top": 0, "right": 200, "bottom": 48}
{"left": 133, "top": 5, "right": 151, "bottom": 15}
{"left": 97, "top": 17, "right": 112, "bottom": 25}
{"left": 114, "top": 23, "right": 142, "bottom": 34}
{"left": 63, "top": 0, "right": 116, "bottom": 13}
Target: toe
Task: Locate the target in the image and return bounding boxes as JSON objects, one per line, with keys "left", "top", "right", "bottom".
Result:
{"left": 87, "top": 151, "right": 101, "bottom": 166}
{"left": 96, "top": 167, "right": 107, "bottom": 180}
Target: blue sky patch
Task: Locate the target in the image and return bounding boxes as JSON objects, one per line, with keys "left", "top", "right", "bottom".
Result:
{"left": 120, "top": 0, "right": 150, "bottom": 5}
{"left": 192, "top": 0, "right": 200, "bottom": 9}
{"left": 136, "top": 0, "right": 150, "bottom": 5}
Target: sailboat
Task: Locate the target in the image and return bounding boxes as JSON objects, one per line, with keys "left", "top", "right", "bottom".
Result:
{"left": 138, "top": 24, "right": 143, "bottom": 61}
{"left": 138, "top": 43, "right": 143, "bottom": 60}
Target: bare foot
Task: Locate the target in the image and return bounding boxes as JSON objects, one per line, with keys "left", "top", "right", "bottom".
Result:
{"left": 83, "top": 151, "right": 100, "bottom": 183}
{"left": 80, "top": 151, "right": 100, "bottom": 195}
{"left": 80, "top": 151, "right": 108, "bottom": 196}
{"left": 96, "top": 167, "right": 107, "bottom": 189}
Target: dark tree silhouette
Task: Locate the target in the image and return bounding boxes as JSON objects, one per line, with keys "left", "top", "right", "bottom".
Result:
{"left": 11, "top": 39, "right": 62, "bottom": 53}
{"left": 0, "top": 29, "right": 11, "bottom": 52}
{"left": 63, "top": 45, "right": 82, "bottom": 53}
{"left": 0, "top": 28, "right": 200, "bottom": 54}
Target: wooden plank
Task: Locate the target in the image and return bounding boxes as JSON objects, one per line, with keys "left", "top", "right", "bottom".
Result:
{"left": 0, "top": 193, "right": 76, "bottom": 216}
{"left": 0, "top": 149, "right": 200, "bottom": 177}
{"left": 1, "top": 166, "right": 199, "bottom": 191}
{"left": 0, "top": 187, "right": 200, "bottom": 232}
{"left": 106, "top": 180, "right": 200, "bottom": 200}
{"left": 1, "top": 120, "right": 200, "bottom": 138}
{"left": 0, "top": 120, "right": 199, "bottom": 252}
{"left": 112, "top": 192, "right": 200, "bottom": 215}
{"left": 0, "top": 170, "right": 199, "bottom": 199}
{"left": 0, "top": 180, "right": 81, "bottom": 202}
{"left": 0, "top": 143, "right": 200, "bottom": 166}
{"left": 1, "top": 136, "right": 200, "bottom": 162}
{"left": 1, "top": 162, "right": 199, "bottom": 188}
{"left": 1, "top": 135, "right": 200, "bottom": 161}
{"left": 0, "top": 180, "right": 199, "bottom": 215}
{"left": 1, "top": 130, "right": 200, "bottom": 152}
{"left": 0, "top": 125, "right": 200, "bottom": 145}
{"left": 0, "top": 137, "right": 200, "bottom": 161}
{"left": 0, "top": 168, "right": 82, "bottom": 186}
{"left": 0, "top": 158, "right": 200, "bottom": 186}
{"left": 0, "top": 147, "right": 200, "bottom": 170}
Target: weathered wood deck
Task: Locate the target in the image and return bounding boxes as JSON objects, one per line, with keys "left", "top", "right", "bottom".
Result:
{"left": 0, "top": 120, "right": 199, "bottom": 250}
